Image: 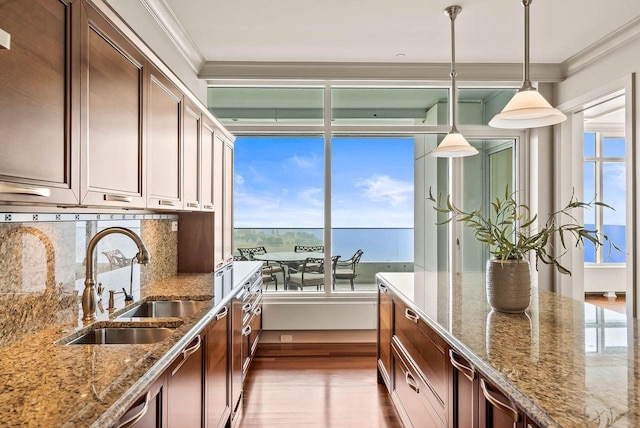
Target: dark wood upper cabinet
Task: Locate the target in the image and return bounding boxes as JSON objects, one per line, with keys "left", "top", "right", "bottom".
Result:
{"left": 79, "top": 0, "right": 146, "bottom": 207}
{"left": 201, "top": 118, "right": 215, "bottom": 212}
{"left": 0, "top": 0, "right": 79, "bottom": 205}
{"left": 147, "top": 66, "right": 183, "bottom": 210}
{"left": 183, "top": 99, "right": 201, "bottom": 210}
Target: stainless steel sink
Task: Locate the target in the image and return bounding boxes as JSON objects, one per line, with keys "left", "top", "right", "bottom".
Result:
{"left": 65, "top": 327, "right": 175, "bottom": 345}
{"left": 116, "top": 300, "right": 209, "bottom": 319}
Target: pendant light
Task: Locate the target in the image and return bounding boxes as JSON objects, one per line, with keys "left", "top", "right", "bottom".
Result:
{"left": 489, "top": 0, "right": 566, "bottom": 129}
{"left": 431, "top": 6, "right": 478, "bottom": 158}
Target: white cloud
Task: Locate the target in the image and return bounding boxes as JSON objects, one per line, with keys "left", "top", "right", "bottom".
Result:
{"left": 288, "top": 154, "right": 318, "bottom": 169}
{"left": 355, "top": 174, "right": 413, "bottom": 206}
{"left": 235, "top": 174, "right": 245, "bottom": 186}
{"left": 299, "top": 187, "right": 323, "bottom": 207}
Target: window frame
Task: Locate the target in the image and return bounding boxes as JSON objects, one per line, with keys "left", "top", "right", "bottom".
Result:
{"left": 583, "top": 131, "right": 626, "bottom": 265}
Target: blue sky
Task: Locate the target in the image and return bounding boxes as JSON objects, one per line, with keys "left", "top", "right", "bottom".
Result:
{"left": 234, "top": 136, "right": 414, "bottom": 228}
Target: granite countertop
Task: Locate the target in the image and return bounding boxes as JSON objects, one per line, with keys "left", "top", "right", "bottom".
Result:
{"left": 0, "top": 261, "right": 262, "bottom": 427}
{"left": 377, "top": 271, "right": 639, "bottom": 427}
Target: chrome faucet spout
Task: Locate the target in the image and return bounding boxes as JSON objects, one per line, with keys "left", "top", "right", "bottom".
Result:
{"left": 83, "top": 227, "right": 151, "bottom": 322}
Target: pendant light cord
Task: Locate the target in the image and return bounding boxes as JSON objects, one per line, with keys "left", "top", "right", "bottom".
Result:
{"left": 521, "top": 0, "right": 534, "bottom": 90}
{"left": 446, "top": 6, "right": 461, "bottom": 133}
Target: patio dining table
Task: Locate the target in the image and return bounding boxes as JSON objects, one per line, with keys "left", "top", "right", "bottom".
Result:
{"left": 253, "top": 252, "right": 326, "bottom": 290}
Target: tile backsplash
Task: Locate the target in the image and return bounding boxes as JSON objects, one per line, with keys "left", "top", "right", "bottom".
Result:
{"left": 0, "top": 215, "right": 178, "bottom": 348}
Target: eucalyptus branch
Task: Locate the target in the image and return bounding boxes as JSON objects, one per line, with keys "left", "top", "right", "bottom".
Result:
{"left": 427, "top": 187, "right": 622, "bottom": 275}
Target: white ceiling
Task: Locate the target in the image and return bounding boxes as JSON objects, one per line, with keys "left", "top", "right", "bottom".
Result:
{"left": 163, "top": 0, "right": 640, "bottom": 64}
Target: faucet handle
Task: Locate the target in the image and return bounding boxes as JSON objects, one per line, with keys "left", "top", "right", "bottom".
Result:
{"left": 97, "top": 282, "right": 104, "bottom": 299}
{"left": 122, "top": 287, "right": 134, "bottom": 302}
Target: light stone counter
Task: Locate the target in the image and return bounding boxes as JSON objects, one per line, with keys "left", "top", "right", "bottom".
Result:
{"left": 377, "top": 271, "right": 639, "bottom": 427}
{"left": 0, "top": 261, "right": 261, "bottom": 427}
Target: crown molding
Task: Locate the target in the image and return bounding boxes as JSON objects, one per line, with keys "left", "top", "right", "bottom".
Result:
{"left": 562, "top": 16, "right": 640, "bottom": 77}
{"left": 139, "top": 0, "right": 204, "bottom": 73}
{"left": 199, "top": 61, "right": 563, "bottom": 83}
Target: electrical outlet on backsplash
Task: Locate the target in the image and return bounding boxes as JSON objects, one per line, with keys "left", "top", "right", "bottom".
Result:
{"left": 0, "top": 216, "right": 178, "bottom": 348}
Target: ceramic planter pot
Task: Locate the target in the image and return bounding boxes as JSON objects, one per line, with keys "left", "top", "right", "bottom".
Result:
{"left": 485, "top": 258, "right": 531, "bottom": 313}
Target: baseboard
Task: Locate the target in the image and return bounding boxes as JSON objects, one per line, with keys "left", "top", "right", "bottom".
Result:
{"left": 256, "top": 341, "right": 377, "bottom": 357}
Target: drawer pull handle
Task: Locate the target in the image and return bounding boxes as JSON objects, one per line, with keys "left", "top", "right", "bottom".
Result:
{"left": 117, "top": 391, "right": 150, "bottom": 428}
{"left": 242, "top": 302, "right": 252, "bottom": 312}
{"left": 216, "top": 305, "right": 228, "bottom": 320}
{"left": 253, "top": 306, "right": 262, "bottom": 316}
{"left": 171, "top": 334, "right": 202, "bottom": 376}
{"left": 104, "top": 194, "right": 132, "bottom": 203}
{"left": 0, "top": 181, "right": 50, "bottom": 197}
{"left": 159, "top": 200, "right": 176, "bottom": 207}
{"left": 203, "top": 204, "right": 214, "bottom": 210}
{"left": 449, "top": 349, "right": 475, "bottom": 382}
{"left": 378, "top": 283, "right": 388, "bottom": 293}
{"left": 480, "top": 378, "right": 521, "bottom": 423}
{"left": 405, "top": 371, "right": 419, "bottom": 393}
{"left": 242, "top": 325, "right": 252, "bottom": 336}
{"left": 405, "top": 308, "right": 419, "bottom": 323}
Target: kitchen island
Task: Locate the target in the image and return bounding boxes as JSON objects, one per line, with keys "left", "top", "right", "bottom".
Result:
{"left": 0, "top": 261, "right": 261, "bottom": 427}
{"left": 377, "top": 271, "right": 639, "bottom": 427}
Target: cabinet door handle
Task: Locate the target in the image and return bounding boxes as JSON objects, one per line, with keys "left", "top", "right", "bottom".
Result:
{"left": 186, "top": 201, "right": 199, "bottom": 208}
{"left": 378, "top": 283, "right": 388, "bottom": 293}
{"left": 405, "top": 308, "right": 419, "bottom": 323}
{"left": 158, "top": 199, "right": 176, "bottom": 207}
{"left": 242, "top": 325, "right": 252, "bottom": 336}
{"left": 203, "top": 204, "right": 214, "bottom": 210}
{"left": 117, "top": 391, "right": 150, "bottom": 428}
{"left": 216, "top": 305, "right": 228, "bottom": 320}
{"left": 216, "top": 261, "right": 224, "bottom": 269}
{"left": 405, "top": 371, "right": 419, "bottom": 394}
{"left": 449, "top": 349, "right": 475, "bottom": 382}
{"left": 171, "top": 334, "right": 202, "bottom": 376}
{"left": 480, "top": 378, "right": 521, "bottom": 423}
{"left": 242, "top": 302, "right": 252, "bottom": 312}
{"left": 253, "top": 306, "right": 262, "bottom": 316}
{"left": 104, "top": 194, "right": 132, "bottom": 203}
{"left": 226, "top": 257, "right": 233, "bottom": 263}
{"left": 0, "top": 181, "right": 50, "bottom": 197}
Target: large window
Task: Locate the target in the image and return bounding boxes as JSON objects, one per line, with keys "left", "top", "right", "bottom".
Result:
{"left": 583, "top": 132, "right": 626, "bottom": 263}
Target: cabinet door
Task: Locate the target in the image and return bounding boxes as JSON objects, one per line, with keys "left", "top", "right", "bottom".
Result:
{"left": 222, "top": 140, "right": 234, "bottom": 265}
{"left": 377, "top": 282, "right": 393, "bottom": 391}
{"left": 0, "top": 0, "right": 79, "bottom": 205}
{"left": 479, "top": 376, "right": 524, "bottom": 428}
{"left": 206, "top": 305, "right": 230, "bottom": 428}
{"left": 213, "top": 134, "right": 225, "bottom": 269}
{"left": 392, "top": 342, "right": 446, "bottom": 428}
{"left": 167, "top": 334, "right": 203, "bottom": 427}
{"left": 200, "top": 118, "right": 215, "bottom": 212}
{"left": 147, "top": 66, "right": 183, "bottom": 210}
{"left": 230, "top": 288, "right": 244, "bottom": 423}
{"left": 450, "top": 349, "right": 479, "bottom": 428}
{"left": 117, "top": 375, "right": 166, "bottom": 428}
{"left": 394, "top": 299, "right": 448, "bottom": 422}
{"left": 183, "top": 100, "right": 201, "bottom": 210}
{"left": 80, "top": 0, "right": 146, "bottom": 207}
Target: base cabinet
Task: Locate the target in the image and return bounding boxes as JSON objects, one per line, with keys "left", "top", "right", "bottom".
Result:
{"left": 117, "top": 376, "right": 166, "bottom": 428}
{"left": 206, "top": 305, "right": 231, "bottom": 428}
{"left": 166, "top": 334, "right": 204, "bottom": 427}
{"left": 378, "top": 278, "right": 541, "bottom": 428}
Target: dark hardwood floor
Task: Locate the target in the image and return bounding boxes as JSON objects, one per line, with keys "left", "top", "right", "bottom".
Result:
{"left": 240, "top": 356, "right": 402, "bottom": 427}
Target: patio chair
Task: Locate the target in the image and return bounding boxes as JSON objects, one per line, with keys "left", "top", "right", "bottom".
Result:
{"left": 235, "top": 253, "right": 278, "bottom": 291}
{"left": 102, "top": 249, "right": 131, "bottom": 270}
{"left": 238, "top": 246, "right": 285, "bottom": 289}
{"left": 287, "top": 256, "right": 338, "bottom": 291}
{"left": 294, "top": 245, "right": 324, "bottom": 253}
{"left": 334, "top": 249, "right": 364, "bottom": 290}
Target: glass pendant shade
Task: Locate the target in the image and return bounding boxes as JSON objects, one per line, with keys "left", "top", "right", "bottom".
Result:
{"left": 489, "top": 88, "right": 567, "bottom": 129}
{"left": 431, "top": 131, "right": 479, "bottom": 157}
{"left": 489, "top": 0, "right": 566, "bottom": 129}
{"left": 431, "top": 5, "right": 478, "bottom": 158}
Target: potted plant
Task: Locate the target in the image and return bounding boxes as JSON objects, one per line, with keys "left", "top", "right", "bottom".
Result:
{"left": 428, "top": 187, "right": 619, "bottom": 313}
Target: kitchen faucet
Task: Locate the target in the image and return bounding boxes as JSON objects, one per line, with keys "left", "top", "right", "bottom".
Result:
{"left": 82, "top": 227, "right": 151, "bottom": 322}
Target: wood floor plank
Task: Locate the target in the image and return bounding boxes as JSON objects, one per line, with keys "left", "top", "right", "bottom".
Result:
{"left": 240, "top": 356, "right": 402, "bottom": 427}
